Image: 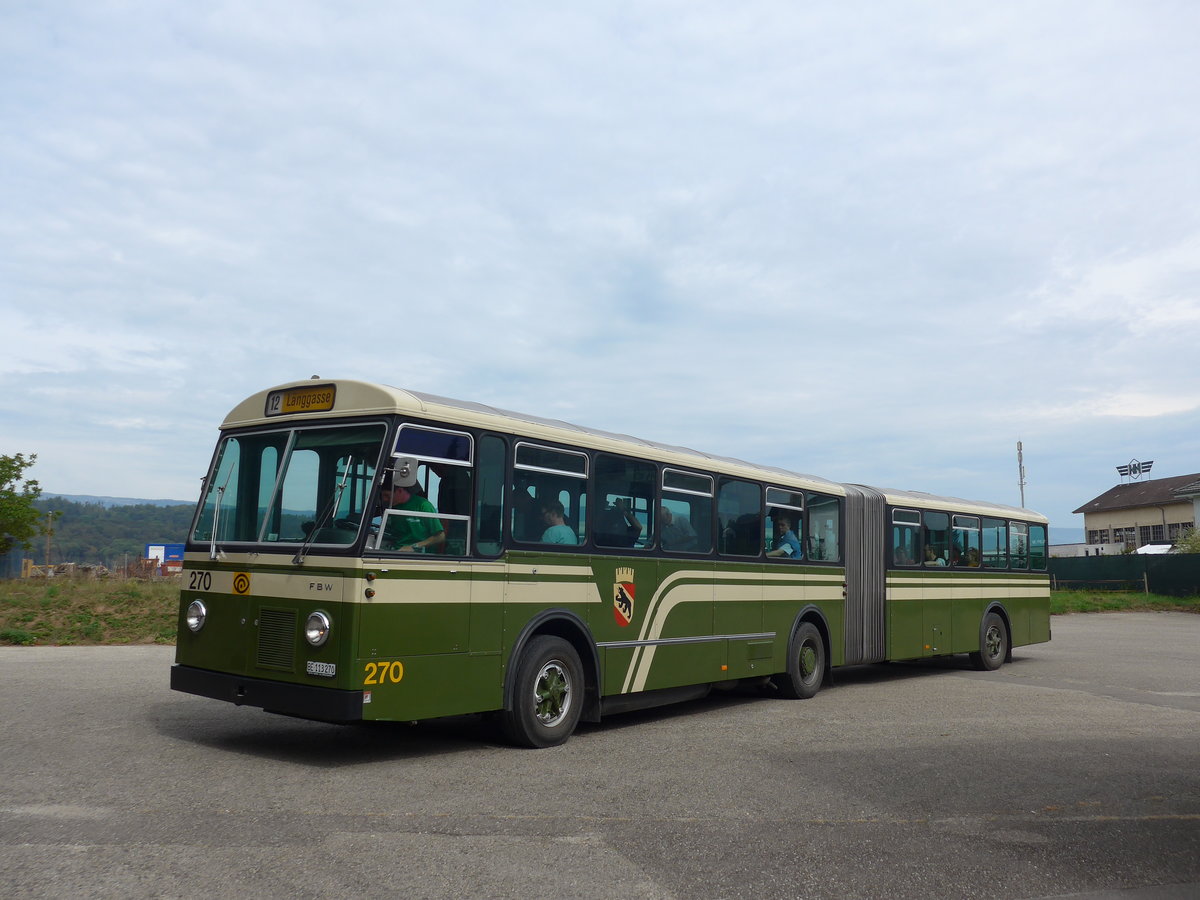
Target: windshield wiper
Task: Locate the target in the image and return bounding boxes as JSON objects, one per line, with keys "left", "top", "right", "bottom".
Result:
{"left": 209, "top": 484, "right": 224, "bottom": 560}
{"left": 208, "top": 459, "right": 239, "bottom": 561}
{"left": 293, "top": 456, "right": 355, "bottom": 566}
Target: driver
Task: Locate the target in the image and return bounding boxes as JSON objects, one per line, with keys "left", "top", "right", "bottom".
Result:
{"left": 379, "top": 479, "right": 445, "bottom": 553}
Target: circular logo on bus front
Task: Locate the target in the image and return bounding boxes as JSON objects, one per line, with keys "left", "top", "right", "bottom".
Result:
{"left": 232, "top": 572, "right": 251, "bottom": 595}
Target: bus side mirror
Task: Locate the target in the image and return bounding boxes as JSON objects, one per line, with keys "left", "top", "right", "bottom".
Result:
{"left": 391, "top": 455, "right": 418, "bottom": 487}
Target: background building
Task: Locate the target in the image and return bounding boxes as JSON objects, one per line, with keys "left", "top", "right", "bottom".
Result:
{"left": 1072, "top": 472, "right": 1199, "bottom": 555}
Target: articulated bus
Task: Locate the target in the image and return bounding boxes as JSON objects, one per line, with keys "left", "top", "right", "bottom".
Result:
{"left": 171, "top": 379, "right": 1051, "bottom": 747}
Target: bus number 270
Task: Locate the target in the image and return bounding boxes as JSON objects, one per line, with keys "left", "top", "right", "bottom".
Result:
{"left": 363, "top": 661, "right": 404, "bottom": 685}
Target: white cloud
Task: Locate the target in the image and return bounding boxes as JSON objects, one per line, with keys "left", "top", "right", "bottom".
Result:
{"left": 2, "top": 1, "right": 1199, "bottom": 527}
{"left": 1022, "top": 392, "right": 1200, "bottom": 424}
{"left": 1021, "top": 235, "right": 1200, "bottom": 331}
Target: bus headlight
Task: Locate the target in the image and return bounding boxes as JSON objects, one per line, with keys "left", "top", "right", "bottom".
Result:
{"left": 305, "top": 611, "right": 331, "bottom": 647}
{"left": 186, "top": 600, "right": 207, "bottom": 632}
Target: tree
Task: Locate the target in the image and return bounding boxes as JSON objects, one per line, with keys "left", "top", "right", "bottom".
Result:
{"left": 1172, "top": 528, "right": 1200, "bottom": 555}
{"left": 0, "top": 453, "right": 51, "bottom": 557}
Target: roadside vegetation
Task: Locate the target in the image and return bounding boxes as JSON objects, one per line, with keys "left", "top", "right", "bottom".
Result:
{"left": 0, "top": 577, "right": 178, "bottom": 646}
{"left": 0, "top": 579, "right": 1195, "bottom": 646}
{"left": 1050, "top": 590, "right": 1199, "bottom": 615}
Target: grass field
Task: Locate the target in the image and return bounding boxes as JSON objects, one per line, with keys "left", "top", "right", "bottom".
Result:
{"left": 0, "top": 578, "right": 1196, "bottom": 646}
{"left": 1050, "top": 589, "right": 1200, "bottom": 615}
{"left": 0, "top": 577, "right": 179, "bottom": 646}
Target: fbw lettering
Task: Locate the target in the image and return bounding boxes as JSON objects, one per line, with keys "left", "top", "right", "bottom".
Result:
{"left": 308, "top": 582, "right": 334, "bottom": 592}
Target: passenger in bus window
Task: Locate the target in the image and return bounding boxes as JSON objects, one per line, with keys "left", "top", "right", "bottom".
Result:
{"left": 894, "top": 546, "right": 912, "bottom": 565}
{"left": 596, "top": 497, "right": 642, "bottom": 547}
{"left": 540, "top": 501, "right": 578, "bottom": 545}
{"left": 766, "top": 514, "right": 803, "bottom": 560}
{"left": 660, "top": 506, "right": 696, "bottom": 551}
{"left": 511, "top": 477, "right": 543, "bottom": 541}
{"left": 382, "top": 481, "right": 446, "bottom": 553}
{"left": 924, "top": 546, "right": 945, "bottom": 566}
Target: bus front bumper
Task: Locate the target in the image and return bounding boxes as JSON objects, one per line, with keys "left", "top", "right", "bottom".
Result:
{"left": 170, "top": 664, "right": 364, "bottom": 724}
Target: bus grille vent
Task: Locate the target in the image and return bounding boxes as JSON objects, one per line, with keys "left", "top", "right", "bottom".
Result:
{"left": 257, "top": 608, "right": 297, "bottom": 671}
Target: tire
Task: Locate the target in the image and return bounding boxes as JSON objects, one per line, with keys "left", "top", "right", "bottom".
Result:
{"left": 970, "top": 611, "right": 1008, "bottom": 671}
{"left": 774, "top": 621, "right": 826, "bottom": 699}
{"left": 502, "top": 636, "right": 584, "bottom": 748}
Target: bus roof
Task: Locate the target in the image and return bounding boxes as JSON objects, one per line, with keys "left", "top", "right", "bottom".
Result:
{"left": 850, "top": 485, "right": 1048, "bottom": 523}
{"left": 222, "top": 379, "right": 1047, "bottom": 522}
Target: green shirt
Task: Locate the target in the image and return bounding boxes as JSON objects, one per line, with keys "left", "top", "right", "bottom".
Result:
{"left": 382, "top": 495, "right": 444, "bottom": 549}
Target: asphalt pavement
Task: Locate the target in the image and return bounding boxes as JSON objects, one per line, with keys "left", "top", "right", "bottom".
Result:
{"left": 1, "top": 612, "right": 1197, "bottom": 899}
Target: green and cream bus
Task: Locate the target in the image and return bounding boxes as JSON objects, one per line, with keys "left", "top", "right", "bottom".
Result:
{"left": 171, "top": 379, "right": 1051, "bottom": 747}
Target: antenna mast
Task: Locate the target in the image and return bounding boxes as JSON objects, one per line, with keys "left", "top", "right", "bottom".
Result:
{"left": 1017, "top": 441, "right": 1027, "bottom": 508}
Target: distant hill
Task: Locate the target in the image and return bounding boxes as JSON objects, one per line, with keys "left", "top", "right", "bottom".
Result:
{"left": 17, "top": 497, "right": 196, "bottom": 571}
{"left": 44, "top": 494, "right": 194, "bottom": 508}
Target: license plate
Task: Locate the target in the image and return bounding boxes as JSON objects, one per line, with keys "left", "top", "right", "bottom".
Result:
{"left": 306, "top": 661, "right": 337, "bottom": 677}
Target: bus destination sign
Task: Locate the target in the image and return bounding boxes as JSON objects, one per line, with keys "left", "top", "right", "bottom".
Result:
{"left": 265, "top": 384, "right": 337, "bottom": 417}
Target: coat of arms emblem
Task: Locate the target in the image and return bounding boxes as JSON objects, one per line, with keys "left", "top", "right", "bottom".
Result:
{"left": 613, "top": 567, "right": 635, "bottom": 627}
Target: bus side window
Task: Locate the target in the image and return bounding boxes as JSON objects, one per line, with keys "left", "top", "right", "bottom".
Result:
{"left": 393, "top": 424, "right": 474, "bottom": 557}
{"left": 952, "top": 515, "right": 981, "bottom": 567}
{"left": 922, "top": 511, "right": 949, "bottom": 565}
{"left": 474, "top": 435, "right": 505, "bottom": 556}
{"left": 1009, "top": 522, "right": 1029, "bottom": 568}
{"left": 1029, "top": 524, "right": 1047, "bottom": 570}
{"left": 765, "top": 487, "right": 804, "bottom": 562}
{"left": 891, "top": 508, "right": 921, "bottom": 566}
{"left": 661, "top": 469, "right": 713, "bottom": 554}
{"left": 419, "top": 463, "right": 472, "bottom": 556}
{"left": 511, "top": 443, "right": 588, "bottom": 547}
{"left": 718, "top": 478, "right": 761, "bottom": 556}
{"left": 982, "top": 518, "right": 1007, "bottom": 568}
{"left": 594, "top": 454, "right": 655, "bottom": 550}
{"left": 806, "top": 493, "right": 841, "bottom": 561}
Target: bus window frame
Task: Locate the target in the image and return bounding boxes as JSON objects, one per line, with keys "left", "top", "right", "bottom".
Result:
{"left": 371, "top": 509, "right": 470, "bottom": 555}
{"left": 1009, "top": 520, "right": 1030, "bottom": 569}
{"left": 473, "top": 432, "right": 507, "bottom": 558}
{"left": 511, "top": 441, "right": 589, "bottom": 547}
{"left": 981, "top": 517, "right": 1008, "bottom": 569}
{"left": 765, "top": 486, "right": 805, "bottom": 564}
{"left": 891, "top": 507, "right": 922, "bottom": 567}
{"left": 951, "top": 514, "right": 981, "bottom": 568}
{"left": 593, "top": 451, "right": 656, "bottom": 552}
{"left": 717, "top": 477, "right": 763, "bottom": 558}
{"left": 805, "top": 491, "right": 843, "bottom": 563}
{"left": 192, "top": 419, "right": 389, "bottom": 550}
{"left": 513, "top": 442, "right": 589, "bottom": 479}
{"left": 394, "top": 422, "right": 475, "bottom": 468}
{"left": 660, "top": 467, "right": 713, "bottom": 555}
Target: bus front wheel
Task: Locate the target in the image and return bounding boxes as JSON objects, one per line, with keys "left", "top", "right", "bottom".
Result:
{"left": 502, "top": 636, "right": 584, "bottom": 748}
{"left": 969, "top": 612, "right": 1008, "bottom": 671}
{"left": 774, "top": 621, "right": 825, "bottom": 699}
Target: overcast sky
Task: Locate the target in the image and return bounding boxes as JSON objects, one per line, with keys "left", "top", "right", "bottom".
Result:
{"left": 3, "top": 1, "right": 1198, "bottom": 532}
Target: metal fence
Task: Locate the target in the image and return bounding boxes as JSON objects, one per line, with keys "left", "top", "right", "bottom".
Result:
{"left": 1049, "top": 553, "right": 1200, "bottom": 597}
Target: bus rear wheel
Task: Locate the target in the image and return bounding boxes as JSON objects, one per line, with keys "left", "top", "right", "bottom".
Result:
{"left": 969, "top": 612, "right": 1008, "bottom": 671}
{"left": 502, "top": 636, "right": 584, "bottom": 748}
{"left": 774, "top": 621, "right": 825, "bottom": 699}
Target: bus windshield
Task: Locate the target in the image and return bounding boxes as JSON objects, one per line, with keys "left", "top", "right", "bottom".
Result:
{"left": 191, "top": 423, "right": 385, "bottom": 548}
